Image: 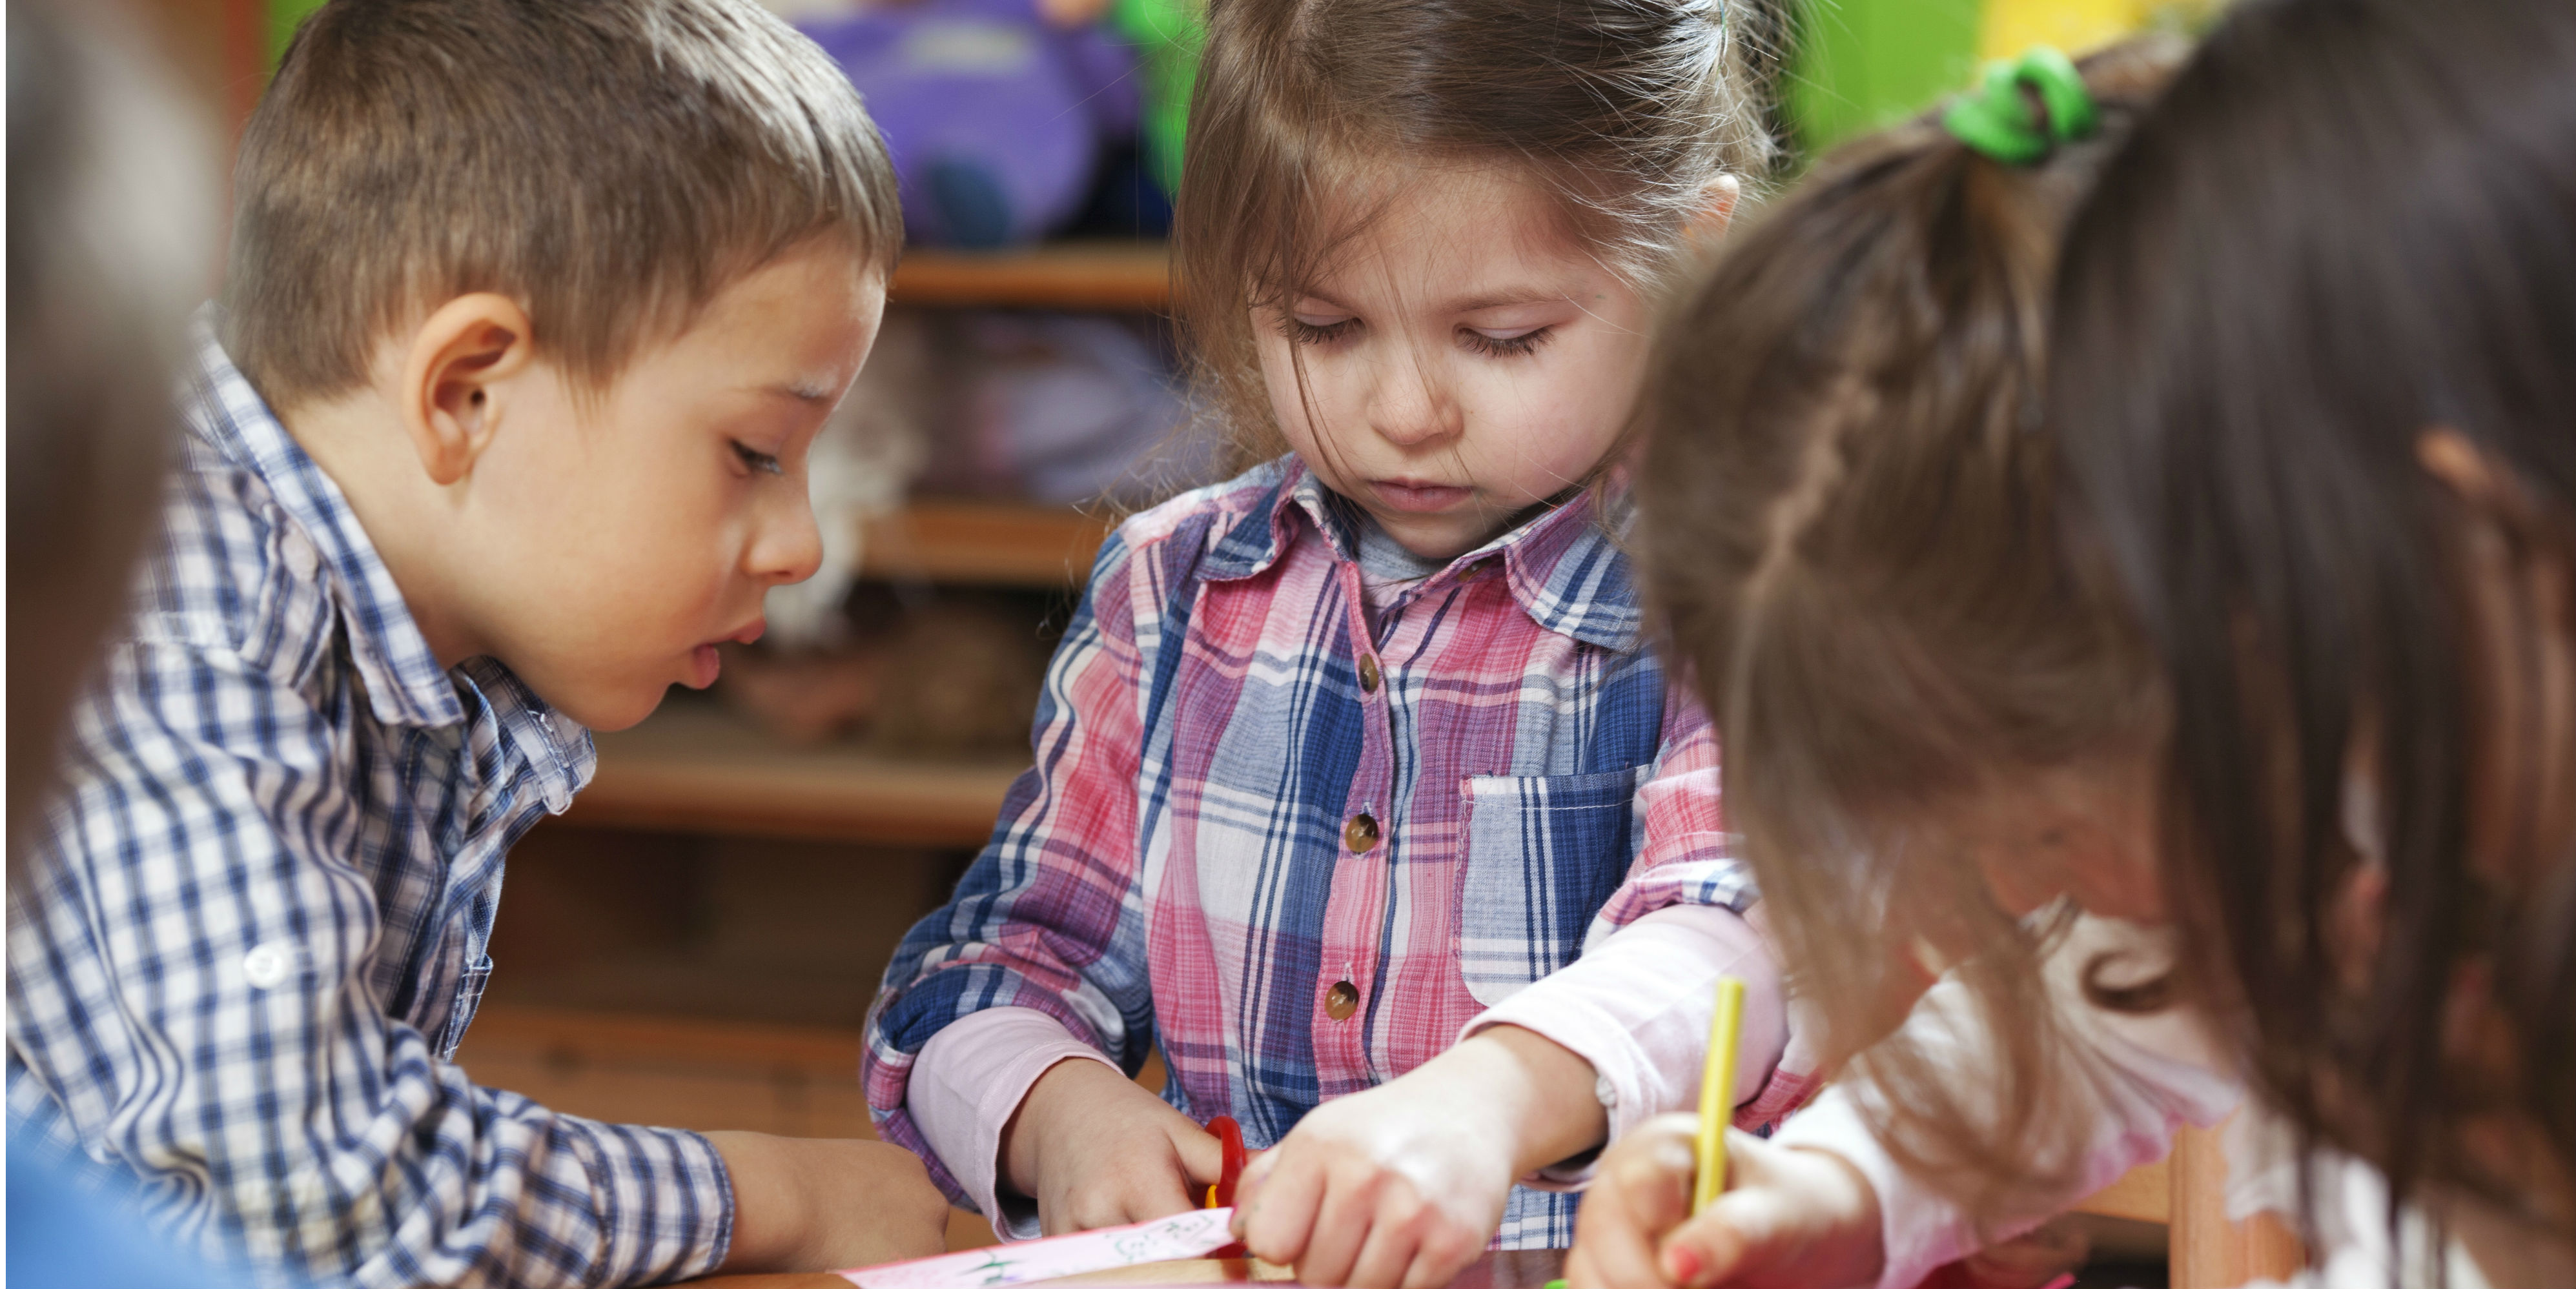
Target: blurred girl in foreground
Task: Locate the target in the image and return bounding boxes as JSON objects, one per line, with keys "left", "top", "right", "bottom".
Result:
{"left": 1577, "top": 1, "right": 2576, "bottom": 1286}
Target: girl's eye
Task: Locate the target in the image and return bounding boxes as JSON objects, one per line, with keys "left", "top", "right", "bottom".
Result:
{"left": 1462, "top": 326, "right": 1555, "bottom": 359}
{"left": 1280, "top": 314, "right": 1359, "bottom": 347}
{"left": 732, "top": 442, "right": 784, "bottom": 476}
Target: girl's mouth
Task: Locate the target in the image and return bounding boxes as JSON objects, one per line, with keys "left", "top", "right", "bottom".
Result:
{"left": 1368, "top": 479, "right": 1471, "bottom": 513}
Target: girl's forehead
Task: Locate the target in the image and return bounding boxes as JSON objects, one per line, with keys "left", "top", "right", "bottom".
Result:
{"left": 1293, "top": 163, "right": 1605, "bottom": 302}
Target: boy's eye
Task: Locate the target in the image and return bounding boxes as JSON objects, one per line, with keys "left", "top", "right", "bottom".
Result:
{"left": 1279, "top": 313, "right": 1359, "bottom": 347}
{"left": 732, "top": 441, "right": 784, "bottom": 476}
{"left": 1462, "top": 326, "right": 1554, "bottom": 359}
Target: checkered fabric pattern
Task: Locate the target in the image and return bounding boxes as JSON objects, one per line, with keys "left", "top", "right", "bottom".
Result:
{"left": 863, "top": 460, "right": 1755, "bottom": 1249}
{"left": 6, "top": 321, "right": 733, "bottom": 1288}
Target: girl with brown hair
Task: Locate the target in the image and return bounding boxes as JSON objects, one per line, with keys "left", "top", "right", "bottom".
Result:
{"left": 863, "top": 4, "right": 1808, "bottom": 1288}
{"left": 1573, "top": 1, "right": 2576, "bottom": 1286}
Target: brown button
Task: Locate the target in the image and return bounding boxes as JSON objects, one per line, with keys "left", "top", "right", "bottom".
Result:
{"left": 1344, "top": 813, "right": 1380, "bottom": 854}
{"left": 1358, "top": 655, "right": 1381, "bottom": 693}
{"left": 1325, "top": 980, "right": 1361, "bottom": 1020}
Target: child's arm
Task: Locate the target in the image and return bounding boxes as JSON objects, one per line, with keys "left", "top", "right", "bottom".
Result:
{"left": 1569, "top": 919, "right": 2244, "bottom": 1289}
{"left": 863, "top": 520, "right": 1218, "bottom": 1235}
{"left": 905, "top": 1007, "right": 1222, "bottom": 1236}
{"left": 9, "top": 644, "right": 948, "bottom": 1284}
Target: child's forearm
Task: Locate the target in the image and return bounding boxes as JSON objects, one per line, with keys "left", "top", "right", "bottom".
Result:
{"left": 709, "top": 1130, "right": 948, "bottom": 1272}
{"left": 1466, "top": 902, "right": 1792, "bottom": 1174}
{"left": 1440, "top": 1024, "right": 1613, "bottom": 1175}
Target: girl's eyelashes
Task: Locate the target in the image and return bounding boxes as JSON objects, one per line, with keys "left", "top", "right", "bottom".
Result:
{"left": 1462, "top": 325, "right": 1555, "bottom": 359}
{"left": 731, "top": 440, "right": 785, "bottom": 476}
{"left": 1280, "top": 313, "right": 1359, "bottom": 347}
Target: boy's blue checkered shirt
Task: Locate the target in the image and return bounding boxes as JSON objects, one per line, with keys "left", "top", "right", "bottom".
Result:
{"left": 6, "top": 324, "right": 734, "bottom": 1287}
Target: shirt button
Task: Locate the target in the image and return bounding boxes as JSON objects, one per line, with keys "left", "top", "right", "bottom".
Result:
{"left": 1324, "top": 980, "right": 1361, "bottom": 1020}
{"left": 242, "top": 941, "right": 295, "bottom": 990}
{"left": 1358, "top": 655, "right": 1381, "bottom": 693}
{"left": 1344, "top": 813, "right": 1380, "bottom": 854}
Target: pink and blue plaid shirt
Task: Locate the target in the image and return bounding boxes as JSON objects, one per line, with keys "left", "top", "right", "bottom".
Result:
{"left": 862, "top": 460, "right": 1753, "bottom": 1248}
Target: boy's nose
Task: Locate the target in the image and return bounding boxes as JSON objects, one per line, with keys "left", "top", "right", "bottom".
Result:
{"left": 1367, "top": 354, "right": 1460, "bottom": 448}
{"left": 752, "top": 494, "right": 825, "bottom": 586}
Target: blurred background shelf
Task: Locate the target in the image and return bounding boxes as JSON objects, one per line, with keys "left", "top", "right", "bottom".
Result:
{"left": 857, "top": 498, "right": 1114, "bottom": 589}
{"left": 888, "top": 241, "right": 1169, "bottom": 312}
{"left": 565, "top": 697, "right": 1027, "bottom": 846}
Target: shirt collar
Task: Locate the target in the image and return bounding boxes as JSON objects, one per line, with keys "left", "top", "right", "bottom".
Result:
{"left": 1201, "top": 457, "right": 1641, "bottom": 650}
{"left": 181, "top": 314, "right": 467, "bottom": 729}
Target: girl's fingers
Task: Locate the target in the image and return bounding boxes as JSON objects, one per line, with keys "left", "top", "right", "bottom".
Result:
{"left": 1239, "top": 1150, "right": 1325, "bottom": 1265}
{"left": 1294, "top": 1166, "right": 1379, "bottom": 1286}
{"left": 1398, "top": 1214, "right": 1479, "bottom": 1289}
{"left": 1569, "top": 1119, "right": 1699, "bottom": 1289}
{"left": 1340, "top": 1197, "right": 1420, "bottom": 1289}
{"left": 1170, "top": 1119, "right": 1228, "bottom": 1187}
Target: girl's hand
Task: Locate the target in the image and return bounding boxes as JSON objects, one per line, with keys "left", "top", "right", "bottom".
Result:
{"left": 1232, "top": 1027, "right": 1605, "bottom": 1289}
{"left": 1002, "top": 1059, "right": 1227, "bottom": 1235}
{"left": 1565, "top": 1114, "right": 1885, "bottom": 1289}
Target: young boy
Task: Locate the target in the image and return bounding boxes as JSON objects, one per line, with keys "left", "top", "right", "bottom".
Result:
{"left": 3, "top": 1, "right": 949, "bottom": 1283}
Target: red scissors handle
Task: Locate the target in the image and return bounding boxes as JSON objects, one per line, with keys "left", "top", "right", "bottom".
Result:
{"left": 1204, "top": 1115, "right": 1249, "bottom": 1257}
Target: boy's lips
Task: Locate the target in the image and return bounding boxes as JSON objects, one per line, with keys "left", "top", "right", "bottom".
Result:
{"left": 687, "top": 620, "right": 766, "bottom": 689}
{"left": 1367, "top": 479, "right": 1471, "bottom": 513}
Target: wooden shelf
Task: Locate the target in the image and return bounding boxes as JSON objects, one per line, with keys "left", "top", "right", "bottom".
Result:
{"left": 857, "top": 498, "right": 1114, "bottom": 588}
{"left": 564, "top": 698, "right": 1026, "bottom": 846}
{"left": 888, "top": 241, "right": 1169, "bottom": 311}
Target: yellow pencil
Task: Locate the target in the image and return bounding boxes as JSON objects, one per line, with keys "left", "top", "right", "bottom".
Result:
{"left": 1692, "top": 975, "right": 1748, "bottom": 1214}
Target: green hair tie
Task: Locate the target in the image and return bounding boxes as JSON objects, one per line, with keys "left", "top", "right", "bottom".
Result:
{"left": 1941, "top": 46, "right": 2100, "bottom": 165}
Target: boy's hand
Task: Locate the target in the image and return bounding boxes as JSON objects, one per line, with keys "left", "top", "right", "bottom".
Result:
{"left": 708, "top": 1132, "right": 949, "bottom": 1273}
{"left": 1232, "top": 1026, "right": 1604, "bottom": 1289}
{"left": 1564, "top": 1115, "right": 1884, "bottom": 1289}
{"left": 1003, "top": 1057, "right": 1226, "bottom": 1235}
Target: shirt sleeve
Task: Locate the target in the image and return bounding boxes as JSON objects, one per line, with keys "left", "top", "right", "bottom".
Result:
{"left": 1590, "top": 695, "right": 1759, "bottom": 928}
{"left": 907, "top": 1008, "right": 1120, "bottom": 1240}
{"left": 862, "top": 526, "right": 1160, "bottom": 1207}
{"left": 1769, "top": 917, "right": 2244, "bottom": 1289}
{"left": 1462, "top": 903, "right": 1788, "bottom": 1190}
{"left": 6, "top": 638, "right": 732, "bottom": 1288}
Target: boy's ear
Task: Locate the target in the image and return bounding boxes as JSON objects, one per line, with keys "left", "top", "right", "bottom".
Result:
{"left": 1685, "top": 175, "right": 1743, "bottom": 249}
{"left": 399, "top": 294, "right": 535, "bottom": 487}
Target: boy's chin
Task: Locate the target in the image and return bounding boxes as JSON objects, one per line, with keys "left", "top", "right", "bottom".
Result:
{"left": 525, "top": 672, "right": 673, "bottom": 734}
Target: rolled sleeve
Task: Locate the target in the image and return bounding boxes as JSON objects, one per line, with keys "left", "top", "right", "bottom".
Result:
{"left": 907, "top": 1008, "right": 1120, "bottom": 1241}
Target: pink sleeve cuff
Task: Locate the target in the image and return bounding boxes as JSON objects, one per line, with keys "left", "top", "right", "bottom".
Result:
{"left": 908, "top": 1007, "right": 1121, "bottom": 1241}
{"left": 1460, "top": 903, "right": 1789, "bottom": 1189}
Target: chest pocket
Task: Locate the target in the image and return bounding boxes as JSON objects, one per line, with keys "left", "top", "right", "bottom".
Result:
{"left": 1455, "top": 766, "right": 1651, "bottom": 1006}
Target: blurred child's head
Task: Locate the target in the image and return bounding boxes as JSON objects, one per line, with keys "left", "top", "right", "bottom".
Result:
{"left": 7, "top": 0, "right": 217, "bottom": 846}
{"left": 225, "top": 0, "right": 901, "bottom": 730}
{"left": 1631, "top": 39, "right": 2182, "bottom": 1219}
{"left": 1173, "top": 0, "right": 1770, "bottom": 558}
{"left": 2053, "top": 0, "right": 2576, "bottom": 1248}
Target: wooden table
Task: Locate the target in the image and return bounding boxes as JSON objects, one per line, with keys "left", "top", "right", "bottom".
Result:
{"left": 688, "top": 1249, "right": 1568, "bottom": 1289}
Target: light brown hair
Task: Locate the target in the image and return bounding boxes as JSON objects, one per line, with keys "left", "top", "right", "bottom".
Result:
{"left": 1633, "top": 39, "right": 2182, "bottom": 1221}
{"left": 1170, "top": 0, "right": 1774, "bottom": 472}
{"left": 222, "top": 0, "right": 901, "bottom": 412}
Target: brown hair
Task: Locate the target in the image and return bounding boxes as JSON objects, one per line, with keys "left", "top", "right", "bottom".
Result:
{"left": 1170, "top": 0, "right": 1774, "bottom": 471}
{"left": 222, "top": 0, "right": 901, "bottom": 412}
{"left": 1633, "top": 39, "right": 2182, "bottom": 1221}
{"left": 2055, "top": 0, "right": 2576, "bottom": 1242}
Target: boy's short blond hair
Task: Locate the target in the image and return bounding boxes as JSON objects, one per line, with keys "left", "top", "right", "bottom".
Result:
{"left": 223, "top": 0, "right": 901, "bottom": 411}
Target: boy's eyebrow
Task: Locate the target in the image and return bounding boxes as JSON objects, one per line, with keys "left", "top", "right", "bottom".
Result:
{"left": 757, "top": 379, "right": 837, "bottom": 404}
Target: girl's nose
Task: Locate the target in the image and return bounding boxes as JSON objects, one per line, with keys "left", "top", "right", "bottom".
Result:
{"left": 751, "top": 491, "right": 825, "bottom": 586}
{"left": 1367, "top": 352, "right": 1461, "bottom": 448}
